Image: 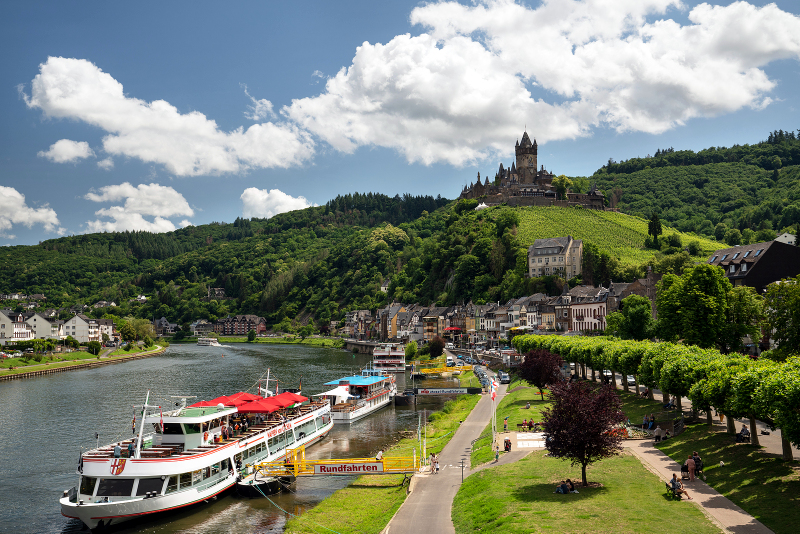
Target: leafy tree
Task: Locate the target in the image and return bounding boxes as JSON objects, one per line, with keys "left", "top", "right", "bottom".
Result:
{"left": 173, "top": 329, "right": 187, "bottom": 341}
{"left": 102, "top": 333, "right": 110, "bottom": 343}
{"left": 724, "top": 228, "right": 742, "bottom": 246}
{"left": 143, "top": 335, "right": 154, "bottom": 348}
{"left": 542, "top": 381, "right": 625, "bottom": 487}
{"left": 714, "top": 223, "right": 728, "bottom": 241}
{"left": 87, "top": 341, "right": 102, "bottom": 355}
{"left": 687, "top": 240, "right": 701, "bottom": 256}
{"left": 764, "top": 276, "right": 800, "bottom": 360}
{"left": 118, "top": 322, "right": 136, "bottom": 342}
{"left": 405, "top": 340, "right": 418, "bottom": 359}
{"left": 247, "top": 329, "right": 256, "bottom": 342}
{"left": 718, "top": 286, "right": 764, "bottom": 354}
{"left": 298, "top": 325, "right": 314, "bottom": 340}
{"left": 63, "top": 335, "right": 80, "bottom": 349}
{"left": 429, "top": 336, "right": 445, "bottom": 358}
{"left": 517, "top": 349, "right": 564, "bottom": 400}
{"left": 605, "top": 294, "right": 654, "bottom": 341}
{"left": 551, "top": 175, "right": 573, "bottom": 200}
{"left": 648, "top": 213, "right": 663, "bottom": 243}
{"left": 494, "top": 210, "right": 520, "bottom": 237}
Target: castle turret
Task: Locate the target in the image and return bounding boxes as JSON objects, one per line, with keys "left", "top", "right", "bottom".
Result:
{"left": 515, "top": 130, "right": 537, "bottom": 184}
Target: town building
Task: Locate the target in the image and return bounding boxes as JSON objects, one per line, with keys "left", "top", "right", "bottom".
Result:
{"left": 25, "top": 313, "right": 63, "bottom": 339}
{"left": 0, "top": 309, "right": 34, "bottom": 345}
{"left": 707, "top": 240, "right": 800, "bottom": 293}
{"left": 528, "top": 236, "right": 583, "bottom": 278}
{"left": 214, "top": 315, "right": 267, "bottom": 336}
{"left": 64, "top": 314, "right": 100, "bottom": 344}
{"left": 774, "top": 232, "right": 797, "bottom": 246}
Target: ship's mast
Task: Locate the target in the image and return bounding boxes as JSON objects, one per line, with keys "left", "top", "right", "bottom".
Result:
{"left": 133, "top": 391, "right": 159, "bottom": 459}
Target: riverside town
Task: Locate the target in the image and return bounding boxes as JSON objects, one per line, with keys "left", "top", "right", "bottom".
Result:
{"left": 4, "top": 2, "right": 800, "bottom": 534}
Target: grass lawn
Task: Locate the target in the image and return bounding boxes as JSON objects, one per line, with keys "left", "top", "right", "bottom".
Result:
{"left": 452, "top": 451, "right": 721, "bottom": 534}
{"left": 617, "top": 390, "right": 668, "bottom": 426}
{"left": 471, "top": 378, "right": 548, "bottom": 466}
{"left": 0, "top": 345, "right": 163, "bottom": 377}
{"left": 284, "top": 374, "right": 482, "bottom": 534}
{"left": 656, "top": 423, "right": 800, "bottom": 534}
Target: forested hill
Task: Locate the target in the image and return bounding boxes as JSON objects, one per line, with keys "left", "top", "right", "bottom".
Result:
{"left": 591, "top": 129, "right": 800, "bottom": 243}
{"left": 1, "top": 190, "right": 721, "bottom": 332}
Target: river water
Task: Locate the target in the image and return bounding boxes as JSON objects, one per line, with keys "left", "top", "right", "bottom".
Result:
{"left": 0, "top": 343, "right": 454, "bottom": 534}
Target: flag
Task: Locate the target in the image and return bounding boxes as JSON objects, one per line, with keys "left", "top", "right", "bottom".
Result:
{"left": 491, "top": 379, "right": 498, "bottom": 401}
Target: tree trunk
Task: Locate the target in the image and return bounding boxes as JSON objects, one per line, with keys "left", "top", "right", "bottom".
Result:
{"left": 749, "top": 414, "right": 760, "bottom": 447}
{"left": 706, "top": 410, "right": 713, "bottom": 425}
{"left": 648, "top": 389, "right": 654, "bottom": 401}
{"left": 582, "top": 363, "right": 587, "bottom": 379}
{"left": 634, "top": 378, "right": 640, "bottom": 395}
{"left": 781, "top": 436, "right": 794, "bottom": 461}
{"left": 726, "top": 414, "right": 736, "bottom": 434}
{"left": 622, "top": 374, "right": 629, "bottom": 393}
{"left": 591, "top": 368, "right": 596, "bottom": 381}
{"left": 662, "top": 390, "right": 669, "bottom": 404}
{"left": 610, "top": 372, "right": 617, "bottom": 389}
{"left": 582, "top": 462, "right": 588, "bottom": 487}
{"left": 676, "top": 396, "right": 683, "bottom": 412}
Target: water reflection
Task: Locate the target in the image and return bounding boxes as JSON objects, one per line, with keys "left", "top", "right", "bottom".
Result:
{"left": 0, "top": 343, "right": 455, "bottom": 534}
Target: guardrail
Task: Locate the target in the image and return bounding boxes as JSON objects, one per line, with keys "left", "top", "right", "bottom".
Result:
{"left": 250, "top": 445, "right": 419, "bottom": 478}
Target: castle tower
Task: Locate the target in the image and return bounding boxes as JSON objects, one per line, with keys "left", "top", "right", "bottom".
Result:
{"left": 515, "top": 131, "right": 537, "bottom": 184}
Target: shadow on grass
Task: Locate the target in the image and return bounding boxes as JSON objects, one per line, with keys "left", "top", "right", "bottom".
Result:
{"left": 510, "top": 483, "right": 608, "bottom": 503}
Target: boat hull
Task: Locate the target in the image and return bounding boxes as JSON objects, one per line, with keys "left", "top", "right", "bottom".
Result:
{"left": 331, "top": 395, "right": 392, "bottom": 423}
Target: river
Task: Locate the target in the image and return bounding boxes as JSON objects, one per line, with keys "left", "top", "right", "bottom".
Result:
{"left": 0, "top": 343, "right": 455, "bottom": 533}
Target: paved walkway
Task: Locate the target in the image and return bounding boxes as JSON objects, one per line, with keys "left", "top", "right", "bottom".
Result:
{"left": 383, "top": 374, "right": 508, "bottom": 534}
{"left": 625, "top": 440, "right": 773, "bottom": 533}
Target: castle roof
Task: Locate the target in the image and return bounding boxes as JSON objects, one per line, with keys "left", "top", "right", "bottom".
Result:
{"left": 520, "top": 131, "right": 532, "bottom": 148}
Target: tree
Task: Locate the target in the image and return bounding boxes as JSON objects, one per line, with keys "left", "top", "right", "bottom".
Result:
{"left": 143, "top": 335, "right": 154, "bottom": 348}
{"left": 517, "top": 349, "right": 564, "bottom": 400}
{"left": 429, "top": 336, "right": 445, "bottom": 358}
{"left": 648, "top": 213, "right": 663, "bottom": 244}
{"left": 118, "top": 322, "right": 136, "bottom": 342}
{"left": 542, "top": 381, "right": 625, "bottom": 487}
{"left": 687, "top": 240, "right": 701, "bottom": 256}
{"left": 405, "top": 340, "right": 418, "bottom": 360}
{"left": 718, "top": 286, "right": 764, "bottom": 354}
{"left": 605, "top": 294, "right": 654, "bottom": 341}
{"left": 87, "top": 341, "right": 102, "bottom": 356}
{"left": 724, "top": 228, "right": 742, "bottom": 246}
{"left": 102, "top": 333, "right": 110, "bottom": 343}
{"left": 764, "top": 276, "right": 800, "bottom": 360}
{"left": 494, "top": 210, "right": 520, "bottom": 237}
{"left": 247, "top": 329, "right": 256, "bottom": 342}
{"left": 552, "top": 175, "right": 573, "bottom": 200}
{"left": 298, "top": 325, "right": 314, "bottom": 340}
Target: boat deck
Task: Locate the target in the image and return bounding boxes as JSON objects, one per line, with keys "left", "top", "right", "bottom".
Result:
{"left": 82, "top": 402, "right": 328, "bottom": 459}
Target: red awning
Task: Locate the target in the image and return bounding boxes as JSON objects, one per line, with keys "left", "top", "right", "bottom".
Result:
{"left": 237, "top": 398, "right": 282, "bottom": 413}
{"left": 275, "top": 391, "right": 307, "bottom": 404}
{"left": 227, "top": 392, "right": 263, "bottom": 404}
{"left": 444, "top": 327, "right": 461, "bottom": 331}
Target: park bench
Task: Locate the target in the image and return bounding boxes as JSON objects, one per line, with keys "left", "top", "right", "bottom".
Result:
{"left": 664, "top": 481, "right": 681, "bottom": 499}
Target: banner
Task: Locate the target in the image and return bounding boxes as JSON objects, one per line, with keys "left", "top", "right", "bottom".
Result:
{"left": 313, "top": 462, "right": 384, "bottom": 475}
{"left": 414, "top": 388, "right": 483, "bottom": 395}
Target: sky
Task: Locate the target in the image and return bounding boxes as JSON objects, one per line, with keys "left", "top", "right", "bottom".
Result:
{"left": 2, "top": 0, "right": 800, "bottom": 245}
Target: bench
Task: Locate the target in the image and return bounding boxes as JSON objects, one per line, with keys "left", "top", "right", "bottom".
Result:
{"left": 665, "top": 481, "right": 681, "bottom": 499}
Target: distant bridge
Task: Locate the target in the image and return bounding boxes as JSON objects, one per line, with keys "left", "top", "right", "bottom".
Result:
{"left": 343, "top": 340, "right": 379, "bottom": 354}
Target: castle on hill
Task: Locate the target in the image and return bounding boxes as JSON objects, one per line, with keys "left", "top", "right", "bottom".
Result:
{"left": 459, "top": 131, "right": 605, "bottom": 210}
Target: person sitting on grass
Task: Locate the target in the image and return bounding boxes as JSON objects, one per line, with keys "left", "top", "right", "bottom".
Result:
{"left": 566, "top": 479, "right": 578, "bottom": 493}
{"left": 737, "top": 424, "right": 750, "bottom": 442}
{"left": 554, "top": 480, "right": 571, "bottom": 494}
{"left": 670, "top": 473, "right": 692, "bottom": 499}
{"left": 639, "top": 387, "right": 649, "bottom": 398}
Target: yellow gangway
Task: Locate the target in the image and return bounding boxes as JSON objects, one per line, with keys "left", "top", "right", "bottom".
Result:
{"left": 419, "top": 363, "right": 473, "bottom": 375}
{"left": 250, "top": 445, "right": 420, "bottom": 478}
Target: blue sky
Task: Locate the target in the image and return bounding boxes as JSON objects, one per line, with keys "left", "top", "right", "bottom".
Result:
{"left": 2, "top": 0, "right": 800, "bottom": 245}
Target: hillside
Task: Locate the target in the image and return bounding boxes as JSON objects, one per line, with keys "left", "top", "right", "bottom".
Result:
{"left": 1, "top": 197, "right": 724, "bottom": 331}
{"left": 590, "top": 129, "right": 800, "bottom": 242}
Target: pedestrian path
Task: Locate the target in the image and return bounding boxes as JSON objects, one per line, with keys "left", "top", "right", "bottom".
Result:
{"left": 625, "top": 440, "right": 773, "bottom": 533}
{"left": 383, "top": 379, "right": 509, "bottom": 534}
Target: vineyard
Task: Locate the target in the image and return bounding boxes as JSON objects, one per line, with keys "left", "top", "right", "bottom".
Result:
{"left": 512, "top": 206, "right": 724, "bottom": 265}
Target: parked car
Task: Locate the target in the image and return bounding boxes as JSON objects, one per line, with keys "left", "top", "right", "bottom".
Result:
{"left": 626, "top": 375, "right": 637, "bottom": 386}
{"left": 498, "top": 371, "right": 510, "bottom": 384}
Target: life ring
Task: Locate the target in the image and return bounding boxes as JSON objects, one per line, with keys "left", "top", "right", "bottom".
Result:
{"left": 204, "top": 431, "right": 209, "bottom": 441}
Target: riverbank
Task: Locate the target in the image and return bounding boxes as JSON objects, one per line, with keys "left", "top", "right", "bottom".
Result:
{"left": 0, "top": 344, "right": 167, "bottom": 381}
{"left": 283, "top": 371, "right": 483, "bottom": 534}
{"left": 168, "top": 335, "right": 345, "bottom": 348}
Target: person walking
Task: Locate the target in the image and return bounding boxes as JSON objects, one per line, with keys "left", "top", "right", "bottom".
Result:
{"left": 686, "top": 455, "right": 696, "bottom": 482}
{"left": 127, "top": 441, "right": 135, "bottom": 457}
{"left": 503, "top": 416, "right": 508, "bottom": 432}
{"left": 494, "top": 443, "right": 500, "bottom": 463}
{"left": 434, "top": 454, "right": 440, "bottom": 474}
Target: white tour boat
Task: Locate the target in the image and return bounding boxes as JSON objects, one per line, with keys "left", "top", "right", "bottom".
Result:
{"left": 315, "top": 368, "right": 396, "bottom": 424}
{"left": 196, "top": 337, "right": 222, "bottom": 347}
{"left": 371, "top": 342, "right": 406, "bottom": 373}
{"left": 60, "top": 389, "right": 332, "bottom": 531}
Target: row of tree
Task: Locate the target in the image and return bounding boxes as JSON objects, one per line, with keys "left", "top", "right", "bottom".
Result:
{"left": 512, "top": 334, "right": 800, "bottom": 459}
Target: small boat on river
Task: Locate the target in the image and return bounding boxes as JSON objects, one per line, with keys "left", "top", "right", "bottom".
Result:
{"left": 196, "top": 337, "right": 222, "bottom": 347}
{"left": 60, "top": 387, "right": 332, "bottom": 531}
{"left": 315, "top": 368, "right": 396, "bottom": 423}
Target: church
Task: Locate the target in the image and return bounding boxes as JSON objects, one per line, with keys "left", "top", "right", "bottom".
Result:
{"left": 459, "top": 131, "right": 605, "bottom": 209}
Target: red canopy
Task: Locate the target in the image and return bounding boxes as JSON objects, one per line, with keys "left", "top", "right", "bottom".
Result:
{"left": 237, "top": 398, "right": 282, "bottom": 413}
{"left": 444, "top": 327, "right": 461, "bottom": 331}
{"left": 227, "top": 392, "right": 263, "bottom": 404}
{"left": 275, "top": 391, "right": 307, "bottom": 404}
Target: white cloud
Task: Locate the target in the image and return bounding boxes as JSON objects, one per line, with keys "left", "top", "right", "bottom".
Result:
{"left": 37, "top": 139, "right": 94, "bottom": 163}
{"left": 84, "top": 182, "right": 194, "bottom": 233}
{"left": 284, "top": 0, "right": 800, "bottom": 165}
{"left": 241, "top": 187, "right": 315, "bottom": 219}
{"left": 23, "top": 57, "right": 315, "bottom": 176}
{"left": 97, "top": 157, "right": 114, "bottom": 170}
{"left": 242, "top": 84, "right": 276, "bottom": 121}
{"left": 0, "top": 186, "right": 64, "bottom": 237}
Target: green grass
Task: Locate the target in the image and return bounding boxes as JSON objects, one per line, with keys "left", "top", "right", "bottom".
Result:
{"left": 0, "top": 345, "right": 163, "bottom": 376}
{"left": 617, "top": 390, "right": 668, "bottom": 426}
{"left": 284, "top": 378, "right": 482, "bottom": 534}
{"left": 470, "top": 377, "right": 549, "bottom": 466}
{"left": 452, "top": 451, "right": 721, "bottom": 534}
{"left": 513, "top": 206, "right": 723, "bottom": 265}
{"left": 656, "top": 423, "right": 800, "bottom": 534}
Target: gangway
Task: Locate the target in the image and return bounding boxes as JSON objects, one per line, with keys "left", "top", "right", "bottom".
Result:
{"left": 418, "top": 364, "right": 473, "bottom": 375}
{"left": 248, "top": 445, "right": 420, "bottom": 479}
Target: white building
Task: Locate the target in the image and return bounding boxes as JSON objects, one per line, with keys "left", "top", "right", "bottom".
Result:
{"left": 775, "top": 232, "right": 797, "bottom": 246}
{"left": 25, "top": 313, "right": 63, "bottom": 339}
{"left": 64, "top": 314, "right": 100, "bottom": 343}
{"left": 527, "top": 236, "right": 583, "bottom": 278}
{"left": 0, "top": 310, "right": 34, "bottom": 346}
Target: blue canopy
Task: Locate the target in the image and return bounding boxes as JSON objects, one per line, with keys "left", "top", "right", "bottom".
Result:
{"left": 324, "top": 375, "right": 386, "bottom": 386}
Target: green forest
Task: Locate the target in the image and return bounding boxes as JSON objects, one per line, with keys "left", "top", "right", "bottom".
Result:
{"left": 1, "top": 130, "right": 797, "bottom": 331}
{"left": 591, "top": 129, "right": 800, "bottom": 243}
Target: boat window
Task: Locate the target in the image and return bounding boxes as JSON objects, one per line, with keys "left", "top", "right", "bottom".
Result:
{"left": 152, "top": 423, "right": 163, "bottom": 434}
{"left": 166, "top": 475, "right": 178, "bottom": 493}
{"left": 192, "top": 470, "right": 203, "bottom": 484}
{"left": 286, "top": 431, "right": 295, "bottom": 446}
{"left": 79, "top": 476, "right": 97, "bottom": 495}
{"left": 183, "top": 423, "right": 201, "bottom": 434}
{"left": 162, "top": 423, "right": 183, "bottom": 435}
{"left": 136, "top": 478, "right": 165, "bottom": 496}
{"left": 221, "top": 458, "right": 230, "bottom": 471}
{"left": 96, "top": 478, "right": 135, "bottom": 497}
{"left": 211, "top": 463, "right": 221, "bottom": 475}
{"left": 179, "top": 472, "right": 192, "bottom": 488}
